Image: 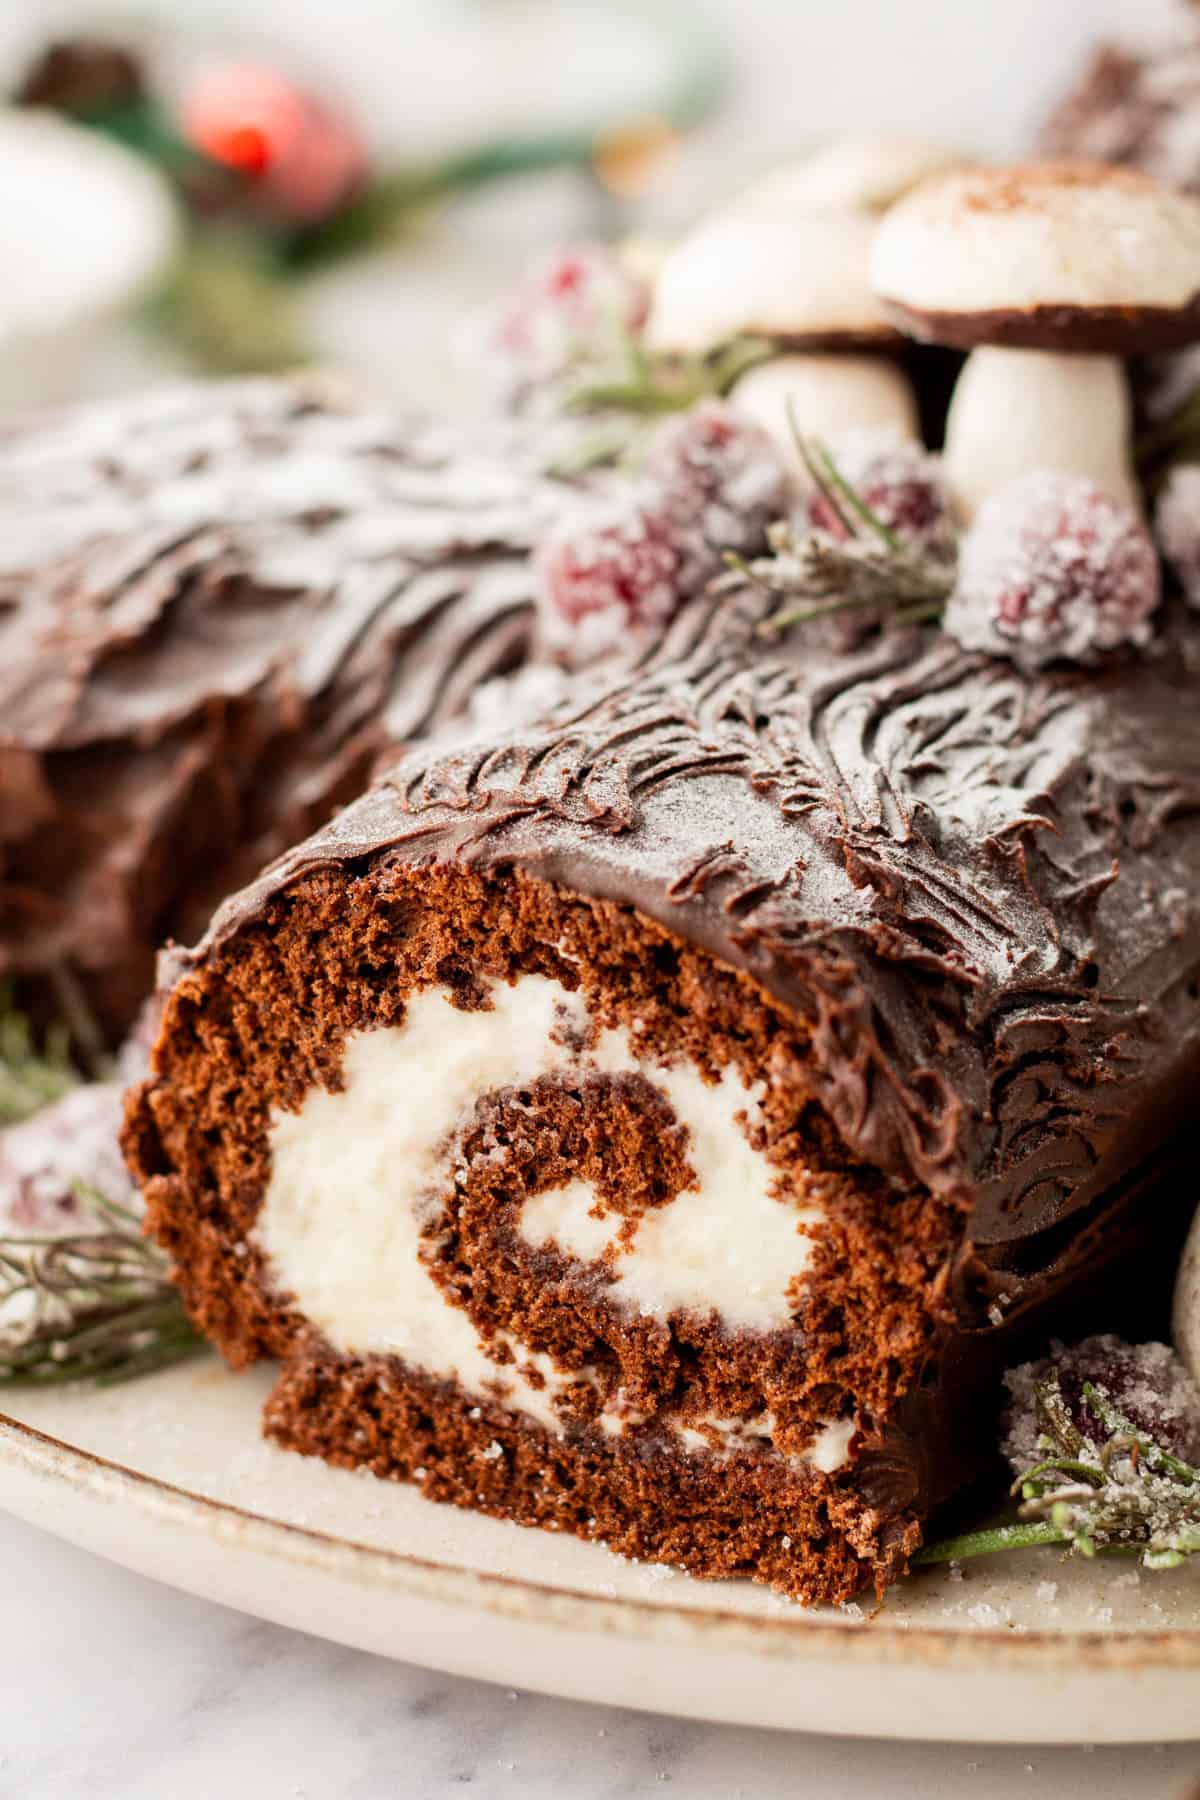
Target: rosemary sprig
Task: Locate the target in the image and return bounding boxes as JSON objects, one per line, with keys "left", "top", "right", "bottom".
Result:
{"left": 915, "top": 1370, "right": 1200, "bottom": 1571}
{"left": 564, "top": 331, "right": 774, "bottom": 420}
{"left": 725, "top": 428, "right": 956, "bottom": 635}
{"left": 0, "top": 986, "right": 79, "bottom": 1128}
{"left": 0, "top": 1185, "right": 205, "bottom": 1388}
{"left": 0, "top": 990, "right": 205, "bottom": 1388}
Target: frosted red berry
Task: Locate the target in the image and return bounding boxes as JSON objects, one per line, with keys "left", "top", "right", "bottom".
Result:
{"left": 535, "top": 507, "right": 682, "bottom": 664}
{"left": 645, "top": 400, "right": 789, "bottom": 557}
{"left": 803, "top": 429, "right": 955, "bottom": 560}
{"left": 1155, "top": 463, "right": 1200, "bottom": 608}
{"left": 478, "top": 243, "right": 651, "bottom": 401}
{"left": 1004, "top": 1335, "right": 1200, "bottom": 1471}
{"left": 535, "top": 402, "right": 787, "bottom": 666}
{"left": 946, "top": 472, "right": 1161, "bottom": 667}
{"left": 0, "top": 1081, "right": 136, "bottom": 1235}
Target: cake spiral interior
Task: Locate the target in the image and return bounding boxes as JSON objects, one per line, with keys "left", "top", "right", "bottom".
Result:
{"left": 128, "top": 860, "right": 958, "bottom": 1600}
{"left": 257, "top": 971, "right": 854, "bottom": 1468}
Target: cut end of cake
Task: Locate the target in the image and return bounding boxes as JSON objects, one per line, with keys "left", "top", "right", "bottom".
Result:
{"left": 124, "top": 859, "right": 963, "bottom": 1604}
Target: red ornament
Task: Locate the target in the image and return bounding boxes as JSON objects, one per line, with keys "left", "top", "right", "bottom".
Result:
{"left": 182, "top": 62, "right": 365, "bottom": 225}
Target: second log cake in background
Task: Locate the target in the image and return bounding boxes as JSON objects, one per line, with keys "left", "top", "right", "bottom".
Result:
{"left": 0, "top": 377, "right": 597, "bottom": 1045}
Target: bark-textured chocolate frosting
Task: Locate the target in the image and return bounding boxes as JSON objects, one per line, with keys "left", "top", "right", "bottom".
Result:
{"left": 0, "top": 376, "right": 589, "bottom": 1040}
{"left": 184, "top": 588, "right": 1200, "bottom": 1260}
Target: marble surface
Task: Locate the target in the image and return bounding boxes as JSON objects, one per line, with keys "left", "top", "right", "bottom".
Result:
{"left": 0, "top": 1512, "right": 1195, "bottom": 1800}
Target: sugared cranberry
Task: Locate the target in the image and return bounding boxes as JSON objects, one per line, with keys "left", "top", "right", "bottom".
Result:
{"left": 645, "top": 399, "right": 789, "bottom": 551}
{"left": 945, "top": 472, "right": 1161, "bottom": 667}
{"left": 1004, "top": 1335, "right": 1200, "bottom": 1471}
{"left": 535, "top": 401, "right": 787, "bottom": 666}
{"left": 0, "top": 1081, "right": 137, "bottom": 1236}
{"left": 803, "top": 429, "right": 955, "bottom": 561}
{"left": 476, "top": 243, "right": 651, "bottom": 402}
{"left": 1155, "top": 463, "right": 1200, "bottom": 608}
{"left": 536, "top": 506, "right": 683, "bottom": 664}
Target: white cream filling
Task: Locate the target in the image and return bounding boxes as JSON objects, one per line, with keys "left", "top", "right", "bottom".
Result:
{"left": 256, "top": 974, "right": 852, "bottom": 1469}
{"left": 678, "top": 1414, "right": 856, "bottom": 1475}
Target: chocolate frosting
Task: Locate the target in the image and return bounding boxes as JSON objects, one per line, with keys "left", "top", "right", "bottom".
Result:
{"left": 0, "top": 376, "right": 595, "bottom": 1038}
{"left": 184, "top": 584, "right": 1200, "bottom": 1259}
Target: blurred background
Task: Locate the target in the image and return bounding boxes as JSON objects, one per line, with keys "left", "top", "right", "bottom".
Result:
{"left": 0, "top": 0, "right": 1185, "bottom": 415}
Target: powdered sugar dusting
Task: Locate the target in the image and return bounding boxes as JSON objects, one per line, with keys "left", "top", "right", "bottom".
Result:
{"left": 0, "top": 1082, "right": 138, "bottom": 1236}
{"left": 946, "top": 471, "right": 1160, "bottom": 667}
{"left": 804, "top": 428, "right": 955, "bottom": 563}
{"left": 535, "top": 402, "right": 787, "bottom": 667}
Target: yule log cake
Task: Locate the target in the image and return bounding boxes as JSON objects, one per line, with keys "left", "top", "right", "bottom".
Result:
{"left": 124, "top": 591, "right": 1200, "bottom": 1603}
{"left": 0, "top": 376, "right": 593, "bottom": 1045}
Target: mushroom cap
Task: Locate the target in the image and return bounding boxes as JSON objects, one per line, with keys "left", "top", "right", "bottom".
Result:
{"left": 731, "top": 354, "right": 918, "bottom": 478}
{"left": 738, "top": 132, "right": 969, "bottom": 217}
{"left": 872, "top": 161, "right": 1200, "bottom": 352}
{"left": 646, "top": 211, "right": 900, "bottom": 355}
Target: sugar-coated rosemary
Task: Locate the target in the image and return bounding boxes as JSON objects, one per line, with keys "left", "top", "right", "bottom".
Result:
{"left": 0, "top": 992, "right": 206, "bottom": 1388}
{"left": 0, "top": 1186, "right": 204, "bottom": 1388}
{"left": 565, "top": 331, "right": 774, "bottom": 420}
{"left": 725, "top": 432, "right": 956, "bottom": 633}
{"left": 916, "top": 1371, "right": 1200, "bottom": 1571}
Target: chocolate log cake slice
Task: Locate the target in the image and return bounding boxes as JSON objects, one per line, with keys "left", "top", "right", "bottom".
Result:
{"left": 124, "top": 601, "right": 1200, "bottom": 1602}
{"left": 0, "top": 376, "right": 593, "bottom": 1045}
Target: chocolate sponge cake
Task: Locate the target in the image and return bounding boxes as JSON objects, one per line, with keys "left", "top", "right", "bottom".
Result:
{"left": 0, "top": 376, "right": 587, "bottom": 1045}
{"left": 124, "top": 593, "right": 1200, "bottom": 1603}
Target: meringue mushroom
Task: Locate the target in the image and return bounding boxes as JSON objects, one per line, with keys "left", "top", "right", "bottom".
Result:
{"left": 737, "top": 131, "right": 969, "bottom": 218}
{"left": 729, "top": 352, "right": 918, "bottom": 467}
{"left": 940, "top": 349, "right": 1137, "bottom": 518}
{"left": 647, "top": 209, "right": 896, "bottom": 355}
{"left": 647, "top": 208, "right": 917, "bottom": 480}
{"left": 871, "top": 162, "right": 1200, "bottom": 520}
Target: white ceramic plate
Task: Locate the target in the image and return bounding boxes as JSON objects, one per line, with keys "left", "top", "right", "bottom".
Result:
{"left": 1, "top": 1359, "right": 1198, "bottom": 1742}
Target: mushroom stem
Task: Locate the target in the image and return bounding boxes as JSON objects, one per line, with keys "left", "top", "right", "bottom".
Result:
{"left": 731, "top": 353, "right": 919, "bottom": 483}
{"left": 943, "top": 348, "right": 1138, "bottom": 521}
{"left": 1174, "top": 1201, "right": 1200, "bottom": 1387}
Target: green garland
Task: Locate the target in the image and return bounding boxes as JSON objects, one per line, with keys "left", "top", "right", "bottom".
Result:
{"left": 37, "top": 3, "right": 727, "bottom": 375}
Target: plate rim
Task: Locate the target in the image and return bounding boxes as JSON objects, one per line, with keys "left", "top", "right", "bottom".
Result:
{"left": 4, "top": 1400, "right": 1200, "bottom": 1675}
